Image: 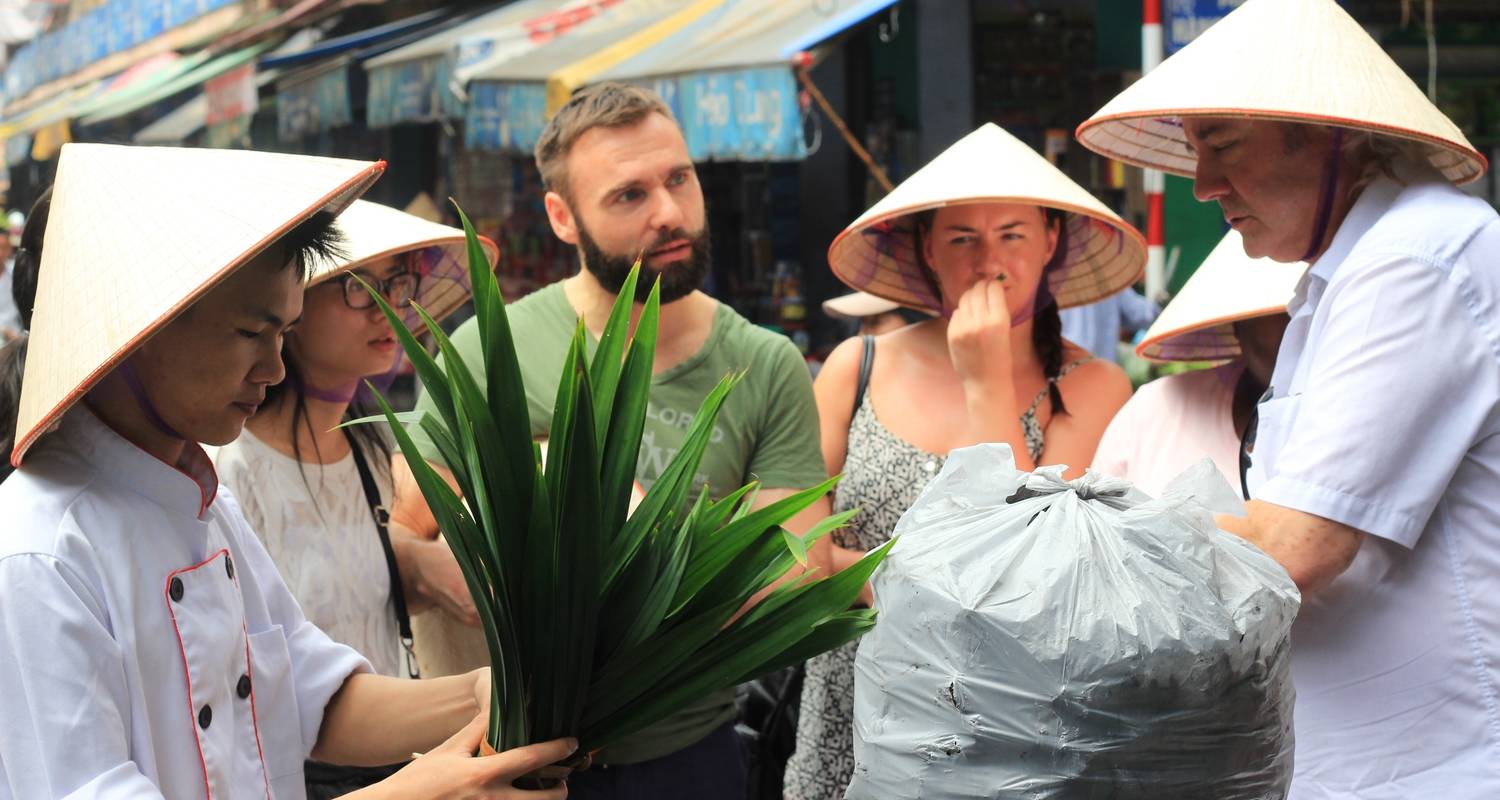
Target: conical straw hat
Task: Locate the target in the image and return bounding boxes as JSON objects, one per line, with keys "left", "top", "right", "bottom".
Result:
{"left": 311, "top": 199, "right": 501, "bottom": 324}
{"left": 1137, "top": 229, "right": 1306, "bottom": 364}
{"left": 1076, "top": 0, "right": 1486, "bottom": 186}
{"left": 829, "top": 123, "right": 1146, "bottom": 314}
{"left": 14, "top": 144, "right": 384, "bottom": 465}
{"left": 821, "top": 291, "right": 900, "bottom": 320}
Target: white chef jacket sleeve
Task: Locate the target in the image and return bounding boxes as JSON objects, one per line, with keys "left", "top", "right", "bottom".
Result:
{"left": 0, "top": 551, "right": 166, "bottom": 799}
{"left": 1256, "top": 254, "right": 1500, "bottom": 547}
{"left": 216, "top": 490, "right": 371, "bottom": 759}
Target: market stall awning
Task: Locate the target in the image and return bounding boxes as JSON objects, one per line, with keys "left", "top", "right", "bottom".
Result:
{"left": 362, "top": 0, "right": 573, "bottom": 127}
{"left": 597, "top": 0, "right": 900, "bottom": 160}
{"left": 462, "top": 0, "right": 709, "bottom": 152}
{"left": 0, "top": 81, "right": 102, "bottom": 140}
{"left": 597, "top": 0, "right": 897, "bottom": 78}
{"left": 77, "top": 40, "right": 275, "bottom": 127}
{"left": 274, "top": 56, "right": 354, "bottom": 140}
{"left": 133, "top": 68, "right": 280, "bottom": 144}
{"left": 465, "top": 0, "right": 898, "bottom": 160}
{"left": 2, "top": 3, "right": 245, "bottom": 117}
{"left": 269, "top": 9, "right": 470, "bottom": 140}
{"left": 260, "top": 8, "right": 451, "bottom": 71}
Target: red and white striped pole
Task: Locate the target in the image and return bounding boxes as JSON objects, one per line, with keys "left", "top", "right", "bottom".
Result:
{"left": 1142, "top": 0, "right": 1166, "bottom": 302}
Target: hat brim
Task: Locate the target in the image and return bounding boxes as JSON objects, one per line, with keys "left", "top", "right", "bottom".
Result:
{"left": 830, "top": 196, "right": 1147, "bottom": 314}
{"left": 1077, "top": 109, "right": 1487, "bottom": 186}
{"left": 828, "top": 123, "right": 1145, "bottom": 315}
{"left": 1135, "top": 228, "right": 1306, "bottom": 363}
{"left": 312, "top": 236, "right": 501, "bottom": 325}
{"left": 14, "top": 149, "right": 385, "bottom": 466}
{"left": 822, "top": 291, "right": 901, "bottom": 319}
{"left": 308, "top": 199, "right": 501, "bottom": 325}
{"left": 1136, "top": 306, "right": 1287, "bottom": 364}
{"left": 1075, "top": 0, "right": 1486, "bottom": 186}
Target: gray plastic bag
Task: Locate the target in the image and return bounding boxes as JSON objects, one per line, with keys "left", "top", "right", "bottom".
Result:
{"left": 849, "top": 444, "right": 1299, "bottom": 800}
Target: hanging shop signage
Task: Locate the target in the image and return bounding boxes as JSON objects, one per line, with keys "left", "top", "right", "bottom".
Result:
{"left": 6, "top": 0, "right": 237, "bottom": 102}
{"left": 367, "top": 56, "right": 464, "bottom": 127}
{"left": 464, "top": 81, "right": 548, "bottom": 152}
{"left": 277, "top": 66, "right": 353, "bottom": 140}
{"left": 205, "top": 63, "right": 257, "bottom": 126}
{"left": 668, "top": 66, "right": 806, "bottom": 161}
{"left": 466, "top": 66, "right": 804, "bottom": 161}
{"left": 1165, "top": 0, "right": 1246, "bottom": 53}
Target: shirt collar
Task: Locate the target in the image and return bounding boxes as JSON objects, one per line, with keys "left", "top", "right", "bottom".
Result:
{"left": 60, "top": 406, "right": 220, "bottom": 521}
{"left": 1288, "top": 174, "right": 1406, "bottom": 318}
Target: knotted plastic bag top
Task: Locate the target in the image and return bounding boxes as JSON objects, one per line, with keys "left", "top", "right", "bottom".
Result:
{"left": 851, "top": 443, "right": 1299, "bottom": 800}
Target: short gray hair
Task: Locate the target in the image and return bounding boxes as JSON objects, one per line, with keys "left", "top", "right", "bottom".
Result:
{"left": 1341, "top": 129, "right": 1430, "bottom": 190}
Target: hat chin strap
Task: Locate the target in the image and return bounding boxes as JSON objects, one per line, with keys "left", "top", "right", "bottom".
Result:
{"left": 1301, "top": 128, "right": 1347, "bottom": 262}
{"left": 291, "top": 370, "right": 357, "bottom": 404}
{"left": 118, "top": 359, "right": 184, "bottom": 441}
{"left": 290, "top": 353, "right": 403, "bottom": 405}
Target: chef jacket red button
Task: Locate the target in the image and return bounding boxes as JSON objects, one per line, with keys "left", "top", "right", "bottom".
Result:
{"left": 169, "top": 577, "right": 184, "bottom": 602}
{"left": 237, "top": 674, "right": 251, "bottom": 699}
{"left": 198, "top": 705, "right": 212, "bottom": 729}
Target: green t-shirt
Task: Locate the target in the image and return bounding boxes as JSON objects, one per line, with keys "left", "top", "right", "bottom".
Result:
{"left": 407, "top": 281, "right": 826, "bottom": 764}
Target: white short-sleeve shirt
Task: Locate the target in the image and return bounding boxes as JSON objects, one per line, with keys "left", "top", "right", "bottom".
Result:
{"left": 1246, "top": 171, "right": 1500, "bottom": 798}
{"left": 0, "top": 407, "right": 370, "bottom": 798}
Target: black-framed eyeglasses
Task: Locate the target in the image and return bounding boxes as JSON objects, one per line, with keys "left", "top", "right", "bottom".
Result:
{"left": 339, "top": 270, "right": 421, "bottom": 310}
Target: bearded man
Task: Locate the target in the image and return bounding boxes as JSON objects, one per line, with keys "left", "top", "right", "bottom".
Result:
{"left": 389, "top": 83, "right": 828, "bottom": 799}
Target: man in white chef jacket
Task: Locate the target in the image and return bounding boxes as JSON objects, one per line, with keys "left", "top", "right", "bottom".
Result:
{"left": 1077, "top": 0, "right": 1500, "bottom": 797}
{"left": 0, "top": 144, "right": 574, "bottom": 799}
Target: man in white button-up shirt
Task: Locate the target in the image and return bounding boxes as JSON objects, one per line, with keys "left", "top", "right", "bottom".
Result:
{"left": 1077, "top": 0, "right": 1500, "bottom": 796}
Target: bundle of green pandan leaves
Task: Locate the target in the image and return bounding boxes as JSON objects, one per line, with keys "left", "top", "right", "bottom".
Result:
{"left": 353, "top": 205, "right": 892, "bottom": 761}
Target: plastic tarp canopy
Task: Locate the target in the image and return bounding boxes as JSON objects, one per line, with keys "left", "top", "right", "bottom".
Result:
{"left": 260, "top": 8, "right": 451, "bottom": 70}
{"left": 361, "top": 0, "right": 570, "bottom": 125}
{"left": 78, "top": 41, "right": 275, "bottom": 127}
{"left": 464, "top": 0, "right": 897, "bottom": 159}
{"left": 451, "top": 0, "right": 671, "bottom": 86}
{"left": 594, "top": 0, "right": 898, "bottom": 80}
{"left": 133, "top": 68, "right": 281, "bottom": 144}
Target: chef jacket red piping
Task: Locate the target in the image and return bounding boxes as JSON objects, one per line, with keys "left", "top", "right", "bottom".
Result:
{"left": 166, "top": 549, "right": 231, "bottom": 800}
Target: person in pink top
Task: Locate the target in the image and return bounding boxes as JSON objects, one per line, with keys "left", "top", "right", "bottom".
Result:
{"left": 1092, "top": 229, "right": 1304, "bottom": 497}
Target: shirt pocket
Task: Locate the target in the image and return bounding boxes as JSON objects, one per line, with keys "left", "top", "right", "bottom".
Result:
{"left": 246, "top": 625, "right": 305, "bottom": 786}
{"left": 1246, "top": 393, "right": 1302, "bottom": 497}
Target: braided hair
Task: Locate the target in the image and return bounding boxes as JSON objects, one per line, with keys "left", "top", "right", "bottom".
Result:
{"left": 1033, "top": 210, "right": 1069, "bottom": 416}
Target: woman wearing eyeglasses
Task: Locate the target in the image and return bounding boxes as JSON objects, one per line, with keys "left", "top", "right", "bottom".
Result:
{"left": 213, "top": 200, "right": 498, "bottom": 798}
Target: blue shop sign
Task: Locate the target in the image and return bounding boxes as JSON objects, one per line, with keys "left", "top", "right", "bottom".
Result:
{"left": 1164, "top": 0, "right": 1245, "bottom": 53}
{"left": 464, "top": 81, "right": 548, "bottom": 152}
{"left": 465, "top": 66, "right": 803, "bottom": 161}
{"left": 167, "top": 0, "right": 204, "bottom": 32}
{"left": 674, "top": 67, "right": 804, "bottom": 161}
{"left": 136, "top": 0, "right": 168, "bottom": 44}
{"left": 105, "top": 3, "right": 132, "bottom": 59}
{"left": 278, "top": 67, "right": 353, "bottom": 141}
{"left": 367, "top": 57, "right": 465, "bottom": 128}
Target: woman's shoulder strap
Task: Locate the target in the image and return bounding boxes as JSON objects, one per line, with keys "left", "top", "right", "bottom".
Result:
{"left": 1049, "top": 355, "right": 1097, "bottom": 384}
{"left": 852, "top": 334, "right": 876, "bottom": 418}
